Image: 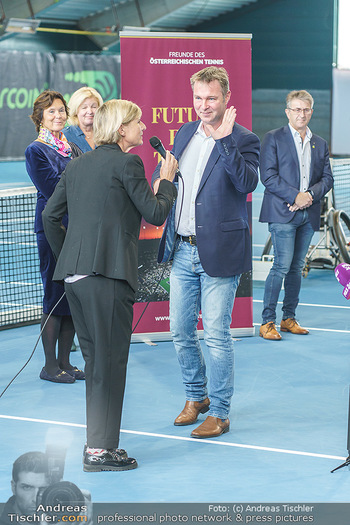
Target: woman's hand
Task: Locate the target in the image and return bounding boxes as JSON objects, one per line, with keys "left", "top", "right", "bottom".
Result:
{"left": 159, "top": 151, "right": 178, "bottom": 183}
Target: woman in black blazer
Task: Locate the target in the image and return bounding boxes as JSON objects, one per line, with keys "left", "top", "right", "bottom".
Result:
{"left": 43, "top": 99, "right": 178, "bottom": 472}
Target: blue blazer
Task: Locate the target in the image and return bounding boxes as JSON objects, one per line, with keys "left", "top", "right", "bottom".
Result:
{"left": 259, "top": 126, "right": 334, "bottom": 231}
{"left": 25, "top": 141, "right": 70, "bottom": 233}
{"left": 152, "top": 121, "right": 260, "bottom": 277}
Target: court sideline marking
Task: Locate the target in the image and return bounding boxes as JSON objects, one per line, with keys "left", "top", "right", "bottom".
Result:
{"left": 253, "top": 299, "right": 350, "bottom": 310}
{"left": 253, "top": 299, "right": 350, "bottom": 333}
{"left": 0, "top": 414, "right": 345, "bottom": 462}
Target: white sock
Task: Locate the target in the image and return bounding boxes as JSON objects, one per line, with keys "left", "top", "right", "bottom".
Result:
{"left": 86, "top": 447, "right": 106, "bottom": 456}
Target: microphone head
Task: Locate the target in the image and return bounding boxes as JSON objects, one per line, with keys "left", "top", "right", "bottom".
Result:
{"left": 335, "top": 263, "right": 350, "bottom": 300}
{"left": 335, "top": 263, "right": 350, "bottom": 286}
{"left": 149, "top": 136, "right": 161, "bottom": 148}
{"left": 149, "top": 136, "right": 167, "bottom": 160}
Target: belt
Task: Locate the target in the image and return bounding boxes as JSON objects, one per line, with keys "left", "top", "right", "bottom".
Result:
{"left": 178, "top": 234, "right": 197, "bottom": 246}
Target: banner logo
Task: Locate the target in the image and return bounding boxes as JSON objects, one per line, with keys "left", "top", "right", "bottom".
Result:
{"left": 0, "top": 70, "right": 119, "bottom": 110}
{"left": 64, "top": 70, "right": 119, "bottom": 100}
{"left": 0, "top": 83, "right": 48, "bottom": 109}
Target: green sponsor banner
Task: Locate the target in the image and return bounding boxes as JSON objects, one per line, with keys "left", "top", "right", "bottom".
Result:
{"left": 53, "top": 53, "right": 120, "bottom": 102}
{"left": 0, "top": 51, "right": 120, "bottom": 160}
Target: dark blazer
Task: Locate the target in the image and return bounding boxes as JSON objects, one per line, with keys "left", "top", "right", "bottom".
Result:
{"left": 42, "top": 143, "right": 177, "bottom": 292}
{"left": 152, "top": 121, "right": 260, "bottom": 277}
{"left": 259, "top": 125, "right": 334, "bottom": 231}
{"left": 25, "top": 141, "right": 70, "bottom": 233}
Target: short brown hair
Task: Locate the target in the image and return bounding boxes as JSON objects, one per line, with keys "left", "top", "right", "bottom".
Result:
{"left": 30, "top": 90, "right": 69, "bottom": 133}
{"left": 286, "top": 90, "right": 314, "bottom": 109}
{"left": 190, "top": 67, "right": 230, "bottom": 98}
{"left": 12, "top": 452, "right": 48, "bottom": 483}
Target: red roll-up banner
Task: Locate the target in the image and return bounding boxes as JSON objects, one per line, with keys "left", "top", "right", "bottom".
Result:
{"left": 120, "top": 31, "right": 254, "bottom": 342}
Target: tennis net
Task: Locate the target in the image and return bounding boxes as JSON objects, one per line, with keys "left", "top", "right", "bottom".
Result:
{"left": 0, "top": 186, "right": 43, "bottom": 329}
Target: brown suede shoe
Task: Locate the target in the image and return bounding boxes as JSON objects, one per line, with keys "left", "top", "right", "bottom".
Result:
{"left": 191, "top": 416, "right": 230, "bottom": 439}
{"left": 280, "top": 318, "right": 309, "bottom": 335}
{"left": 174, "top": 398, "right": 210, "bottom": 426}
{"left": 259, "top": 321, "right": 282, "bottom": 340}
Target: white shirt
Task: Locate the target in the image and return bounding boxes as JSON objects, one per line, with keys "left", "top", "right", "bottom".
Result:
{"left": 175, "top": 122, "right": 215, "bottom": 236}
{"left": 65, "top": 274, "right": 88, "bottom": 283}
{"left": 289, "top": 123, "right": 312, "bottom": 192}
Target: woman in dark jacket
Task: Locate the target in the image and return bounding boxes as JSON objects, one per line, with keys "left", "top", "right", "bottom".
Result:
{"left": 25, "top": 90, "right": 84, "bottom": 384}
{"left": 43, "top": 99, "right": 178, "bottom": 471}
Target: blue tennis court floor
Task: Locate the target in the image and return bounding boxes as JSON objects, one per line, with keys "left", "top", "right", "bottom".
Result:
{"left": 1, "top": 162, "right": 350, "bottom": 518}
{"left": 1, "top": 267, "right": 350, "bottom": 505}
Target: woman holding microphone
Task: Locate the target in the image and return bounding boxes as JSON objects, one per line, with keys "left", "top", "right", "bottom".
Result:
{"left": 42, "top": 99, "right": 178, "bottom": 472}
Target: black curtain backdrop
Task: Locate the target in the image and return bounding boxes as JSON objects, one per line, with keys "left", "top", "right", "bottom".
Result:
{"left": 0, "top": 51, "right": 120, "bottom": 160}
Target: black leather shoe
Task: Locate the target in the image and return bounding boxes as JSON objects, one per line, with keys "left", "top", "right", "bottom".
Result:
{"left": 83, "top": 449, "right": 137, "bottom": 472}
{"left": 39, "top": 368, "right": 75, "bottom": 384}
{"left": 64, "top": 367, "right": 86, "bottom": 380}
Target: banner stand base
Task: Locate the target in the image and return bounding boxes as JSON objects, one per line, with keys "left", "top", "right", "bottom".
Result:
{"left": 131, "top": 326, "right": 255, "bottom": 344}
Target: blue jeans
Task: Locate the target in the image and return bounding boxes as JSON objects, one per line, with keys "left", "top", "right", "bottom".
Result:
{"left": 262, "top": 211, "right": 314, "bottom": 324}
{"left": 170, "top": 240, "right": 240, "bottom": 420}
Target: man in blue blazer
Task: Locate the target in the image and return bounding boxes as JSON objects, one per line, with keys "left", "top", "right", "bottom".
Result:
{"left": 259, "top": 90, "right": 333, "bottom": 340}
{"left": 152, "top": 67, "right": 260, "bottom": 438}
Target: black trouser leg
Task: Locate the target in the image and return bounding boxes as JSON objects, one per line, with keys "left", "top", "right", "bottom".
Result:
{"left": 65, "top": 276, "right": 134, "bottom": 449}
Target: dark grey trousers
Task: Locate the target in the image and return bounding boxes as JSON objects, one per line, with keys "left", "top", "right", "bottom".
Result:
{"left": 65, "top": 275, "right": 135, "bottom": 449}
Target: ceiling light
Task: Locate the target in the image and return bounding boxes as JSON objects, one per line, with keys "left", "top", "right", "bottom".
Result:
{"left": 4, "top": 18, "right": 40, "bottom": 34}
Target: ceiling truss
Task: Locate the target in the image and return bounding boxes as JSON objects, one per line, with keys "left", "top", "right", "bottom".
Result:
{"left": 0, "top": 0, "right": 259, "bottom": 49}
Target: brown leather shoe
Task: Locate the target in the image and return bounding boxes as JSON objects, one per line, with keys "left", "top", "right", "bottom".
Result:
{"left": 280, "top": 318, "right": 309, "bottom": 335}
{"left": 174, "top": 398, "right": 210, "bottom": 426}
{"left": 259, "top": 322, "right": 282, "bottom": 340}
{"left": 191, "top": 416, "right": 230, "bottom": 439}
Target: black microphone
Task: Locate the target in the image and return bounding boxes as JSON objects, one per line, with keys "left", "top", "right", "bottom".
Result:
{"left": 149, "top": 136, "right": 182, "bottom": 178}
{"left": 149, "top": 136, "right": 167, "bottom": 159}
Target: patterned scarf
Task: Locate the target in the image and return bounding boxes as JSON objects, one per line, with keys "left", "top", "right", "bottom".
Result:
{"left": 38, "top": 126, "right": 72, "bottom": 157}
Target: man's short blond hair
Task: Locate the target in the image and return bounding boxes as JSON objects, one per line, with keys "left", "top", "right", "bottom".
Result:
{"left": 93, "top": 99, "right": 142, "bottom": 147}
{"left": 190, "top": 66, "right": 230, "bottom": 98}
{"left": 286, "top": 90, "right": 314, "bottom": 109}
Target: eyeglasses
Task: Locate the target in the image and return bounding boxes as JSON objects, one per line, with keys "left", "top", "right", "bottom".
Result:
{"left": 287, "top": 107, "right": 313, "bottom": 115}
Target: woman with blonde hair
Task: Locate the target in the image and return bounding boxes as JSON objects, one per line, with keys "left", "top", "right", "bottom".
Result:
{"left": 43, "top": 99, "right": 178, "bottom": 471}
{"left": 63, "top": 86, "right": 103, "bottom": 152}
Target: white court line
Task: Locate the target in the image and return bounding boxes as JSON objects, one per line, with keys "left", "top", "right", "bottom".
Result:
{"left": 253, "top": 299, "right": 350, "bottom": 333}
{"left": 0, "top": 414, "right": 345, "bottom": 462}
{"left": 0, "top": 414, "right": 85, "bottom": 428}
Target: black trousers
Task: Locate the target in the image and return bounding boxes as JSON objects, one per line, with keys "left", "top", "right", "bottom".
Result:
{"left": 65, "top": 275, "right": 135, "bottom": 449}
